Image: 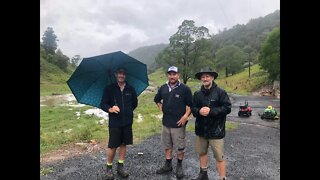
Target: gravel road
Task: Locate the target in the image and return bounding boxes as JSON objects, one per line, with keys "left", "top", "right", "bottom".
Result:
{"left": 41, "top": 94, "right": 280, "bottom": 180}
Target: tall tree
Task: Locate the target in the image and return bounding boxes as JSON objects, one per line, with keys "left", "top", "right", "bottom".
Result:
{"left": 156, "top": 20, "right": 212, "bottom": 84}
{"left": 54, "top": 49, "right": 69, "bottom": 71}
{"left": 243, "top": 45, "right": 256, "bottom": 78}
{"left": 41, "top": 27, "right": 58, "bottom": 54}
{"left": 215, "top": 45, "right": 248, "bottom": 77}
{"left": 71, "top": 55, "right": 82, "bottom": 67}
{"left": 258, "top": 27, "right": 280, "bottom": 80}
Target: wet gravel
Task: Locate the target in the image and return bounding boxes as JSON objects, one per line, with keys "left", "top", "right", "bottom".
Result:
{"left": 41, "top": 95, "right": 280, "bottom": 180}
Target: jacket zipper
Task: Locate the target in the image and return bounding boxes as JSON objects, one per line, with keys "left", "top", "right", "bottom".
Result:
{"left": 121, "top": 90, "right": 125, "bottom": 122}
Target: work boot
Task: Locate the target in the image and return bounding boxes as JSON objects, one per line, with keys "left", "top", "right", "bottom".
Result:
{"left": 156, "top": 159, "right": 173, "bottom": 174}
{"left": 176, "top": 160, "right": 184, "bottom": 178}
{"left": 104, "top": 165, "right": 114, "bottom": 180}
{"left": 117, "top": 162, "right": 129, "bottom": 178}
{"left": 191, "top": 168, "right": 208, "bottom": 180}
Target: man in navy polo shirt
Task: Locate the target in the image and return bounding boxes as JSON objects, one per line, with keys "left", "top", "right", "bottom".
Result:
{"left": 154, "top": 66, "right": 193, "bottom": 178}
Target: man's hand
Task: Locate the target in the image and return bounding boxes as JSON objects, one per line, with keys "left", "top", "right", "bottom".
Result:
{"left": 109, "top": 105, "right": 120, "bottom": 113}
{"left": 199, "top": 107, "right": 210, "bottom": 116}
{"left": 157, "top": 103, "right": 163, "bottom": 112}
{"left": 177, "top": 115, "right": 188, "bottom": 126}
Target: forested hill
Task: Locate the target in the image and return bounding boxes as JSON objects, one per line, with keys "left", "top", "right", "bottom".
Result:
{"left": 211, "top": 10, "right": 280, "bottom": 53}
{"left": 128, "top": 43, "right": 167, "bottom": 73}
{"left": 40, "top": 44, "right": 75, "bottom": 84}
{"left": 129, "top": 10, "right": 279, "bottom": 73}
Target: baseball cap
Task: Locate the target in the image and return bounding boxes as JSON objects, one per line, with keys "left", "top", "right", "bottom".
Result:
{"left": 167, "top": 66, "right": 178, "bottom": 73}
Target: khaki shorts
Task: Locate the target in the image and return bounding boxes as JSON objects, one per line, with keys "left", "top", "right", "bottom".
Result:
{"left": 195, "top": 136, "right": 224, "bottom": 161}
{"left": 161, "top": 125, "right": 186, "bottom": 153}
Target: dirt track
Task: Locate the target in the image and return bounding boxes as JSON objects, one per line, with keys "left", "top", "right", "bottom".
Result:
{"left": 40, "top": 94, "right": 280, "bottom": 180}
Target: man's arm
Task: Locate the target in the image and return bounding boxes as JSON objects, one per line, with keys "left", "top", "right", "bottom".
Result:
{"left": 209, "top": 89, "right": 231, "bottom": 117}
{"left": 191, "top": 91, "right": 201, "bottom": 117}
{"left": 100, "top": 86, "right": 111, "bottom": 112}
{"left": 100, "top": 85, "right": 120, "bottom": 113}
{"left": 154, "top": 86, "right": 163, "bottom": 111}
{"left": 177, "top": 106, "right": 191, "bottom": 126}
{"left": 132, "top": 88, "right": 138, "bottom": 110}
{"left": 156, "top": 103, "right": 162, "bottom": 112}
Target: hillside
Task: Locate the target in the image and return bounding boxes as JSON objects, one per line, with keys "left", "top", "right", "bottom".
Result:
{"left": 149, "top": 64, "right": 268, "bottom": 96}
{"left": 128, "top": 43, "right": 167, "bottom": 73}
{"left": 215, "top": 64, "right": 270, "bottom": 95}
{"left": 127, "top": 10, "right": 279, "bottom": 74}
{"left": 212, "top": 10, "right": 280, "bottom": 60}
{"left": 40, "top": 45, "right": 74, "bottom": 96}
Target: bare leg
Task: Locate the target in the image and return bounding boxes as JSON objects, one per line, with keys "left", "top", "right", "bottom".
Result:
{"left": 200, "top": 154, "right": 208, "bottom": 168}
{"left": 118, "top": 144, "right": 126, "bottom": 161}
{"left": 216, "top": 160, "right": 226, "bottom": 177}
{"left": 177, "top": 151, "right": 184, "bottom": 160}
{"left": 107, "top": 148, "right": 117, "bottom": 164}
{"left": 165, "top": 148, "right": 172, "bottom": 159}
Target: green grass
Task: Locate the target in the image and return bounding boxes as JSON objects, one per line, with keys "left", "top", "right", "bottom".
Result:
{"left": 148, "top": 68, "right": 168, "bottom": 87}
{"left": 40, "top": 83, "right": 71, "bottom": 96}
{"left": 132, "top": 92, "right": 163, "bottom": 143}
{"left": 40, "top": 60, "right": 73, "bottom": 96}
{"left": 40, "top": 167, "right": 54, "bottom": 176}
{"left": 215, "top": 64, "right": 270, "bottom": 95}
{"left": 40, "top": 105, "right": 107, "bottom": 155}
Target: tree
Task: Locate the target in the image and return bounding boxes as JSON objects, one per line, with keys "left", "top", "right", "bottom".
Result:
{"left": 215, "top": 45, "right": 248, "bottom": 77}
{"left": 258, "top": 27, "right": 280, "bottom": 80}
{"left": 54, "top": 49, "right": 69, "bottom": 71}
{"left": 71, "top": 55, "right": 82, "bottom": 67}
{"left": 41, "top": 27, "right": 58, "bottom": 54}
{"left": 156, "top": 20, "right": 212, "bottom": 84}
{"left": 243, "top": 45, "right": 256, "bottom": 78}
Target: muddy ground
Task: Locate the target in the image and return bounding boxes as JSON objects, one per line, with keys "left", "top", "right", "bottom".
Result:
{"left": 40, "top": 95, "right": 280, "bottom": 180}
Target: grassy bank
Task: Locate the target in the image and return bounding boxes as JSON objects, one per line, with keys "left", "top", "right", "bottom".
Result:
{"left": 40, "top": 105, "right": 106, "bottom": 154}
{"left": 215, "top": 64, "right": 270, "bottom": 95}
{"left": 40, "top": 60, "right": 73, "bottom": 96}
{"left": 40, "top": 83, "right": 71, "bottom": 96}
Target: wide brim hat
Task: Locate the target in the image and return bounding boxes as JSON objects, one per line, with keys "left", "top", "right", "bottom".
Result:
{"left": 195, "top": 67, "right": 218, "bottom": 80}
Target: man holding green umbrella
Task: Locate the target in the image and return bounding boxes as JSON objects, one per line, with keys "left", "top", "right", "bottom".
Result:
{"left": 100, "top": 67, "right": 138, "bottom": 180}
{"left": 67, "top": 51, "right": 148, "bottom": 179}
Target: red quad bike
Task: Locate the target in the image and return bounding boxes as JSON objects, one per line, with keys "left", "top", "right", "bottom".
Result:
{"left": 238, "top": 100, "right": 252, "bottom": 117}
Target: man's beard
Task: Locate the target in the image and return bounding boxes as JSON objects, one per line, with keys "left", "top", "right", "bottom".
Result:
{"left": 203, "top": 81, "right": 212, "bottom": 88}
{"left": 169, "top": 79, "right": 177, "bottom": 85}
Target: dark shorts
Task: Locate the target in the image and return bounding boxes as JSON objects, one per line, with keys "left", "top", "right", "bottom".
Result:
{"left": 108, "top": 125, "right": 133, "bottom": 148}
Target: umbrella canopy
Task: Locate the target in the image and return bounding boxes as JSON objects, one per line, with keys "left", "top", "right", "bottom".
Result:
{"left": 67, "top": 51, "right": 149, "bottom": 108}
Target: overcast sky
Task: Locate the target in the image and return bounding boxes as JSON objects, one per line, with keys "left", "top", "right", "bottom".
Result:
{"left": 40, "top": 0, "right": 280, "bottom": 58}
